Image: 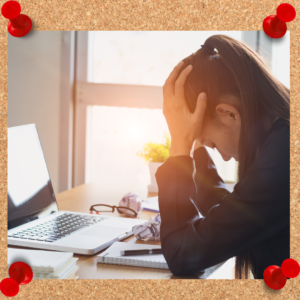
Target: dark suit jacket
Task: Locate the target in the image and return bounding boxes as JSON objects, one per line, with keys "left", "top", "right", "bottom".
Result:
{"left": 155, "top": 118, "right": 290, "bottom": 279}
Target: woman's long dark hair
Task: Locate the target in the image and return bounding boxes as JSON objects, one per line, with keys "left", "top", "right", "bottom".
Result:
{"left": 181, "top": 35, "right": 290, "bottom": 279}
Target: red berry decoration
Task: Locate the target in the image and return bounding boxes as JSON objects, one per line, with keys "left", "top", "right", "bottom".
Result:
{"left": 9, "top": 262, "right": 33, "bottom": 285}
{"left": 0, "top": 278, "right": 19, "bottom": 297}
{"left": 281, "top": 258, "right": 300, "bottom": 278}
{"left": 263, "top": 3, "right": 296, "bottom": 39}
{"left": 263, "top": 265, "right": 287, "bottom": 290}
{"left": 1, "top": 1, "right": 32, "bottom": 37}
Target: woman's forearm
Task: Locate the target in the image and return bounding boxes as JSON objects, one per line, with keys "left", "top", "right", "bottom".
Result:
{"left": 193, "top": 147, "right": 229, "bottom": 216}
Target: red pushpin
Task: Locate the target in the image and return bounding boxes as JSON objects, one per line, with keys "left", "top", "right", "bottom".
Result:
{"left": 1, "top": 1, "right": 32, "bottom": 37}
{"left": 264, "top": 258, "right": 300, "bottom": 290}
{"left": 281, "top": 258, "right": 300, "bottom": 278}
{"left": 264, "top": 265, "right": 287, "bottom": 290}
{"left": 263, "top": 3, "right": 296, "bottom": 39}
{"left": 9, "top": 262, "right": 33, "bottom": 285}
{"left": 0, "top": 278, "right": 19, "bottom": 297}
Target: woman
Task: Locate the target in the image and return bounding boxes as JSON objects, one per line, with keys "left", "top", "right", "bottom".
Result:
{"left": 156, "top": 35, "right": 290, "bottom": 279}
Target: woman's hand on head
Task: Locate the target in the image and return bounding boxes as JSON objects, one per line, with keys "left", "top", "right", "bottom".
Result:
{"left": 163, "top": 61, "right": 207, "bottom": 157}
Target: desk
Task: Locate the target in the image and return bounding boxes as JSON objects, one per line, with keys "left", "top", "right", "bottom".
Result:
{"left": 54, "top": 182, "right": 235, "bottom": 279}
{"left": 9, "top": 182, "right": 235, "bottom": 279}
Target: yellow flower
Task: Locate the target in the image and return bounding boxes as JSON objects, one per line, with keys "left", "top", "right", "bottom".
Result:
{"left": 137, "top": 132, "right": 171, "bottom": 163}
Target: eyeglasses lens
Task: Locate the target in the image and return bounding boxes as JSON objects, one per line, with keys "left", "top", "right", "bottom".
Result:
{"left": 117, "top": 207, "right": 136, "bottom": 216}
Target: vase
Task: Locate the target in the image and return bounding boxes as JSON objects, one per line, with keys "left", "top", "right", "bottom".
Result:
{"left": 148, "top": 161, "right": 163, "bottom": 193}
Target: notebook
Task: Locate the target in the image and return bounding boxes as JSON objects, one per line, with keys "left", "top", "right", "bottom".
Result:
{"left": 142, "top": 196, "right": 159, "bottom": 212}
{"left": 8, "top": 248, "right": 78, "bottom": 279}
{"left": 97, "top": 242, "right": 168, "bottom": 270}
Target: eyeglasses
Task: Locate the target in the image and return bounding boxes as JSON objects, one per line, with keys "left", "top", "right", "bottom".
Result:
{"left": 90, "top": 204, "right": 138, "bottom": 218}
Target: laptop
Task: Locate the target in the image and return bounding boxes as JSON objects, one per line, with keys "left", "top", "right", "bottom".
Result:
{"left": 8, "top": 124, "right": 147, "bottom": 255}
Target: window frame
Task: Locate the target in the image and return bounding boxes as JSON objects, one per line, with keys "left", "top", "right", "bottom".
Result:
{"left": 59, "top": 31, "right": 75, "bottom": 192}
{"left": 73, "top": 32, "right": 88, "bottom": 187}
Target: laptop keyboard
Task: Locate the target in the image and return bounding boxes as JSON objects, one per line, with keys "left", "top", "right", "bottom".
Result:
{"left": 8, "top": 213, "right": 107, "bottom": 243}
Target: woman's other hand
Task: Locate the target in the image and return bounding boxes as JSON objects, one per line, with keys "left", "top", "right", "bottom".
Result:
{"left": 163, "top": 61, "right": 207, "bottom": 157}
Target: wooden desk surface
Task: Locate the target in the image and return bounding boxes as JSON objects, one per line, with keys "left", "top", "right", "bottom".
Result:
{"left": 9, "top": 182, "right": 235, "bottom": 279}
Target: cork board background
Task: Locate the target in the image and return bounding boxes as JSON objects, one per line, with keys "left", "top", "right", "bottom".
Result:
{"left": 1, "top": 0, "right": 300, "bottom": 299}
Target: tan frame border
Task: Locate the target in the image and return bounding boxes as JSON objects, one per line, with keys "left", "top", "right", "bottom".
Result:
{"left": 1, "top": 0, "right": 299, "bottom": 299}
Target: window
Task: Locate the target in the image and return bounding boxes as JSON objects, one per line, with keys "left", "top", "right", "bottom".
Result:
{"left": 85, "top": 106, "right": 169, "bottom": 185}
{"left": 87, "top": 31, "right": 242, "bottom": 86}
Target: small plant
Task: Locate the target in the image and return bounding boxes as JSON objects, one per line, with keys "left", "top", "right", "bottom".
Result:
{"left": 137, "top": 132, "right": 171, "bottom": 163}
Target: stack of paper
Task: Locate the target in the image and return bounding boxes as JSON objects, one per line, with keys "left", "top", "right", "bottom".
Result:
{"left": 8, "top": 248, "right": 79, "bottom": 279}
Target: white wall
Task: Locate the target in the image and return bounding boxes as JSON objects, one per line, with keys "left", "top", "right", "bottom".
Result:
{"left": 8, "top": 32, "right": 62, "bottom": 194}
{"left": 272, "top": 31, "right": 290, "bottom": 88}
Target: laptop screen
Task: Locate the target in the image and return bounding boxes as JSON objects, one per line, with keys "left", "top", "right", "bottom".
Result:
{"left": 8, "top": 124, "right": 58, "bottom": 230}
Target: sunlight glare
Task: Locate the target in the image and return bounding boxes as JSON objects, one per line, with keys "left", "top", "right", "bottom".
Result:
{"left": 127, "top": 123, "right": 143, "bottom": 137}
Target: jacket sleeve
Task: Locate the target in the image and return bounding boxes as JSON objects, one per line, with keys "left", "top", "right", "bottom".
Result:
{"left": 192, "top": 147, "right": 229, "bottom": 216}
{"left": 155, "top": 127, "right": 290, "bottom": 276}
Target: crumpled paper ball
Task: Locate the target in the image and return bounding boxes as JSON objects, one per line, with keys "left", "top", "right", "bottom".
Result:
{"left": 132, "top": 213, "right": 161, "bottom": 241}
{"left": 118, "top": 191, "right": 143, "bottom": 217}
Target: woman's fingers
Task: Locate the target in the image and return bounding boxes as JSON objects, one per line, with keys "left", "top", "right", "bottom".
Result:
{"left": 174, "top": 65, "right": 193, "bottom": 109}
{"left": 193, "top": 92, "right": 207, "bottom": 123}
{"left": 163, "top": 61, "right": 184, "bottom": 101}
{"left": 192, "top": 92, "right": 207, "bottom": 139}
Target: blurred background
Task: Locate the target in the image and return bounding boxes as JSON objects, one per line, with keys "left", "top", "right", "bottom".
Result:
{"left": 8, "top": 31, "right": 290, "bottom": 199}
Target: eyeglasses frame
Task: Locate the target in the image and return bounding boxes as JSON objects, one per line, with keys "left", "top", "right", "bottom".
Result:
{"left": 89, "top": 204, "right": 138, "bottom": 218}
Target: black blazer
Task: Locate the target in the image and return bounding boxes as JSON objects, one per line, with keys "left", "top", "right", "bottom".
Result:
{"left": 155, "top": 118, "right": 290, "bottom": 279}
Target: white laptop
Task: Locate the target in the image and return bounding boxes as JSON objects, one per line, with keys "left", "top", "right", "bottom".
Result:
{"left": 8, "top": 124, "right": 147, "bottom": 255}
